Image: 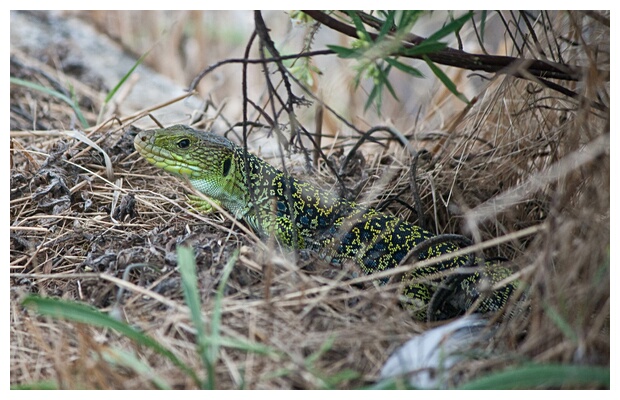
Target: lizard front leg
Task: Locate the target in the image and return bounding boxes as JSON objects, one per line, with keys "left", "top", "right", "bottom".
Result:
{"left": 187, "top": 194, "right": 222, "bottom": 214}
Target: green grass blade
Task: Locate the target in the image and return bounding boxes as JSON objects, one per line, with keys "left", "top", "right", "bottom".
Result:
{"left": 102, "top": 347, "right": 172, "bottom": 389}
{"left": 97, "top": 50, "right": 150, "bottom": 124}
{"left": 177, "top": 246, "right": 278, "bottom": 388}
{"left": 543, "top": 302, "right": 579, "bottom": 342}
{"left": 208, "top": 248, "right": 239, "bottom": 388}
{"left": 363, "top": 377, "right": 411, "bottom": 390}
{"left": 11, "top": 380, "right": 59, "bottom": 390}
{"left": 306, "top": 335, "right": 335, "bottom": 365}
{"left": 10, "top": 77, "right": 89, "bottom": 128}
{"left": 177, "top": 245, "right": 211, "bottom": 388}
{"left": 21, "top": 295, "right": 200, "bottom": 387}
{"left": 458, "top": 364, "right": 610, "bottom": 389}
{"left": 104, "top": 50, "right": 150, "bottom": 104}
{"left": 177, "top": 246, "right": 240, "bottom": 389}
{"left": 177, "top": 246, "right": 277, "bottom": 356}
{"left": 201, "top": 335, "right": 276, "bottom": 355}
{"left": 322, "top": 369, "right": 360, "bottom": 388}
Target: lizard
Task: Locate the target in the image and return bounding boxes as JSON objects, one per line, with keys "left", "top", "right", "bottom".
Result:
{"left": 134, "top": 124, "right": 516, "bottom": 321}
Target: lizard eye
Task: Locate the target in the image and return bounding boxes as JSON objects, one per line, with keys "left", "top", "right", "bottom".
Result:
{"left": 222, "top": 158, "right": 232, "bottom": 176}
{"left": 177, "top": 138, "right": 191, "bottom": 149}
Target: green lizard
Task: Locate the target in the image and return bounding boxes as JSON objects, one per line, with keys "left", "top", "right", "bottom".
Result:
{"left": 134, "top": 124, "right": 515, "bottom": 321}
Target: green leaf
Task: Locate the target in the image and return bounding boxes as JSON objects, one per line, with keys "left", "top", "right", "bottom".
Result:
{"left": 423, "top": 55, "right": 469, "bottom": 104}
{"left": 401, "top": 41, "right": 448, "bottom": 57}
{"left": 376, "top": 11, "right": 395, "bottom": 40}
{"left": 458, "top": 364, "right": 610, "bottom": 389}
{"left": 396, "top": 10, "right": 424, "bottom": 29}
{"left": 385, "top": 58, "right": 424, "bottom": 78}
{"left": 377, "top": 64, "right": 398, "bottom": 101}
{"left": 364, "top": 79, "right": 382, "bottom": 111}
{"left": 426, "top": 11, "right": 473, "bottom": 42}
{"left": 326, "top": 44, "right": 360, "bottom": 59}
{"left": 10, "top": 77, "right": 89, "bottom": 128}
{"left": 346, "top": 11, "right": 371, "bottom": 42}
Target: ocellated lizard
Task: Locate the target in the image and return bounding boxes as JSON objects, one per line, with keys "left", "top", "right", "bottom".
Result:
{"left": 134, "top": 124, "right": 515, "bottom": 320}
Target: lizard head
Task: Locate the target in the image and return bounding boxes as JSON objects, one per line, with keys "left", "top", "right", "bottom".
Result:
{"left": 134, "top": 124, "right": 237, "bottom": 180}
{"left": 134, "top": 124, "right": 248, "bottom": 205}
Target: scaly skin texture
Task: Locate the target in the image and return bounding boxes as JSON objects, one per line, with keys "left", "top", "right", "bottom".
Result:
{"left": 134, "top": 125, "right": 515, "bottom": 320}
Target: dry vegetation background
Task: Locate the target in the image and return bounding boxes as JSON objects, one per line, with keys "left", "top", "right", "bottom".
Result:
{"left": 10, "top": 11, "right": 609, "bottom": 389}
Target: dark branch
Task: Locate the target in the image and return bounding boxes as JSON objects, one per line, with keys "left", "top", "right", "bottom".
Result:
{"left": 187, "top": 50, "right": 334, "bottom": 93}
{"left": 302, "top": 10, "right": 603, "bottom": 82}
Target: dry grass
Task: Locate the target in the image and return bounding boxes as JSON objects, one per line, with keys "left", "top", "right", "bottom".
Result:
{"left": 10, "top": 11, "right": 609, "bottom": 389}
